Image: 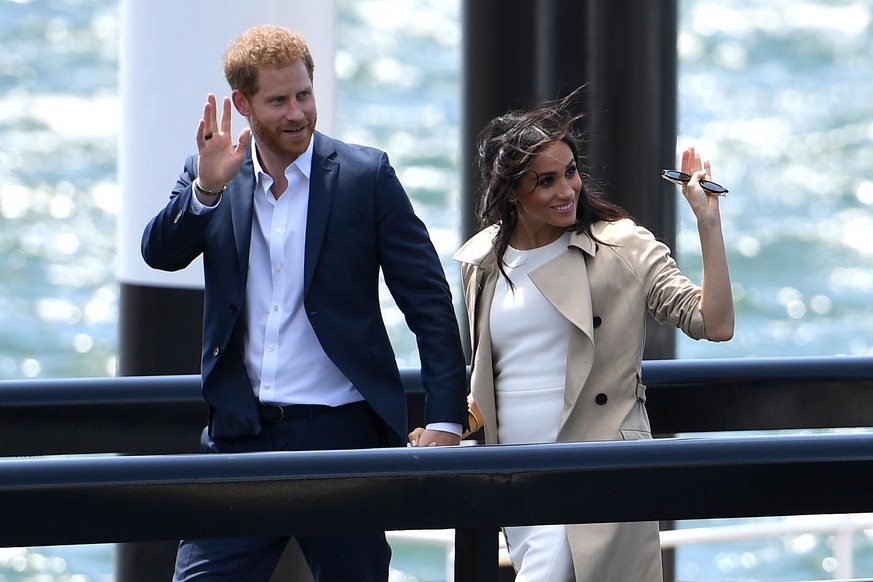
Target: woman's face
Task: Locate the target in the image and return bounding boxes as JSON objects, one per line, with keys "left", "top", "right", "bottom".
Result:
{"left": 510, "top": 140, "right": 581, "bottom": 246}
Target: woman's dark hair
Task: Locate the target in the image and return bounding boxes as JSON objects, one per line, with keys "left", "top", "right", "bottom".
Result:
{"left": 475, "top": 88, "right": 631, "bottom": 273}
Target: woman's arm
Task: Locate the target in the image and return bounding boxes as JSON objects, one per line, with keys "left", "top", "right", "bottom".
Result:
{"left": 681, "top": 147, "right": 735, "bottom": 341}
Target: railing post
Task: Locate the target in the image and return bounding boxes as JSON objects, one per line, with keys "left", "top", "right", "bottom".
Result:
{"left": 834, "top": 520, "right": 854, "bottom": 580}
{"left": 454, "top": 527, "right": 501, "bottom": 582}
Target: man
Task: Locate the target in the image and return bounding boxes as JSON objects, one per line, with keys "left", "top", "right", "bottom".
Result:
{"left": 142, "top": 25, "right": 467, "bottom": 581}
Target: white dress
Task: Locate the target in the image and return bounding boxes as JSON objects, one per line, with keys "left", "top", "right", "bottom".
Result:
{"left": 490, "top": 233, "right": 575, "bottom": 581}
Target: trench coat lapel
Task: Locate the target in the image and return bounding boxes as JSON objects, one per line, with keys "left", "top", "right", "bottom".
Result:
{"left": 455, "top": 227, "right": 499, "bottom": 355}
{"left": 528, "top": 234, "right": 596, "bottom": 425}
{"left": 454, "top": 229, "right": 501, "bottom": 441}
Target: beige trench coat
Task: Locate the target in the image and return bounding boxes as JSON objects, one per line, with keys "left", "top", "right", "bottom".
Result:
{"left": 454, "top": 219, "right": 709, "bottom": 582}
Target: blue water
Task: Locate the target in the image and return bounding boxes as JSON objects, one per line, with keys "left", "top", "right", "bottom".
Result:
{"left": 2, "top": 0, "right": 873, "bottom": 580}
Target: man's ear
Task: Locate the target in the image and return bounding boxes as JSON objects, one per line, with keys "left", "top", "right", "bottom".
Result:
{"left": 231, "top": 89, "right": 250, "bottom": 117}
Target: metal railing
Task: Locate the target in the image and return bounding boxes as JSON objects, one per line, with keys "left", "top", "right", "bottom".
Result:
{"left": 2, "top": 433, "right": 873, "bottom": 580}
{"left": 386, "top": 514, "right": 873, "bottom": 582}
{"left": 1, "top": 356, "right": 873, "bottom": 581}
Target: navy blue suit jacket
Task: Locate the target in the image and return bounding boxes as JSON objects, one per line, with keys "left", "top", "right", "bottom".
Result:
{"left": 142, "top": 132, "right": 467, "bottom": 446}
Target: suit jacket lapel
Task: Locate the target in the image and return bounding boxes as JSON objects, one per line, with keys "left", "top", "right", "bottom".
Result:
{"left": 304, "top": 132, "right": 338, "bottom": 296}
{"left": 230, "top": 146, "right": 256, "bottom": 284}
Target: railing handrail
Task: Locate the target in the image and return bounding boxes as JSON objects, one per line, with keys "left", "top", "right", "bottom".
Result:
{"left": 2, "top": 432, "right": 873, "bottom": 549}
{"left": 2, "top": 355, "right": 873, "bottom": 579}
{"left": 3, "top": 355, "right": 870, "bottom": 401}
{"left": 2, "top": 356, "right": 872, "bottom": 456}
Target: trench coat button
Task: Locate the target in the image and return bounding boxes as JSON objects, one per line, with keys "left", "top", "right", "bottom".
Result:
{"left": 595, "top": 393, "right": 608, "bottom": 405}
{"left": 212, "top": 346, "right": 220, "bottom": 357}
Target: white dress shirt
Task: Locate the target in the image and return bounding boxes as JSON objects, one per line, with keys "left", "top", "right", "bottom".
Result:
{"left": 192, "top": 137, "right": 363, "bottom": 407}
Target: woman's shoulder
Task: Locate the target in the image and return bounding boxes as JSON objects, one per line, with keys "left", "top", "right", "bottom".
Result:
{"left": 453, "top": 226, "right": 498, "bottom": 264}
{"left": 589, "top": 218, "right": 657, "bottom": 246}
{"left": 584, "top": 219, "right": 671, "bottom": 269}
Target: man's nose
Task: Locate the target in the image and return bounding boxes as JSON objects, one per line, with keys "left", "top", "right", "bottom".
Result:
{"left": 285, "top": 100, "right": 304, "bottom": 120}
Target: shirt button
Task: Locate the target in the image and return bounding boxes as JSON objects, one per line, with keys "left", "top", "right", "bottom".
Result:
{"left": 212, "top": 346, "right": 220, "bottom": 357}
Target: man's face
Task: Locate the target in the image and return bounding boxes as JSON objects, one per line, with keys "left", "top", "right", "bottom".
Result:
{"left": 239, "top": 59, "right": 317, "bottom": 164}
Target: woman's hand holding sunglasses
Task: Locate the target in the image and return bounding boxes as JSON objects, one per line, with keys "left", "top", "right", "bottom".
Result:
{"left": 661, "top": 168, "right": 729, "bottom": 196}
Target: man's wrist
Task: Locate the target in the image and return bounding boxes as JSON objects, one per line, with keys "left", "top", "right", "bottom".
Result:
{"left": 425, "top": 422, "right": 462, "bottom": 436}
{"left": 193, "top": 177, "right": 227, "bottom": 197}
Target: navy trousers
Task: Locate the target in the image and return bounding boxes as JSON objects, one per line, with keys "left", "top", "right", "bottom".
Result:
{"left": 173, "top": 401, "right": 392, "bottom": 582}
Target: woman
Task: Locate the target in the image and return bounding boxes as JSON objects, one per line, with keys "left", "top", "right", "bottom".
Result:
{"left": 412, "top": 94, "right": 734, "bottom": 580}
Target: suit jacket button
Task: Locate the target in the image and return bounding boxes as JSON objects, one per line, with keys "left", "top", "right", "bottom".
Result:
{"left": 595, "top": 393, "right": 608, "bottom": 405}
{"left": 212, "top": 346, "right": 220, "bottom": 357}
{"left": 593, "top": 316, "right": 602, "bottom": 328}
{"left": 228, "top": 304, "right": 237, "bottom": 314}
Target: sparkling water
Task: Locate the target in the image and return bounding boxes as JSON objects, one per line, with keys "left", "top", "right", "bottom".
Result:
{"left": 2, "top": 0, "right": 873, "bottom": 580}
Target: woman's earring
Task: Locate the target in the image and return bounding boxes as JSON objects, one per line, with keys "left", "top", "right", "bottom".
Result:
{"left": 508, "top": 197, "right": 517, "bottom": 204}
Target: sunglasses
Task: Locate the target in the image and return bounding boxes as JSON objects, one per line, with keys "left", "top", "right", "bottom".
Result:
{"left": 661, "top": 169, "right": 729, "bottom": 196}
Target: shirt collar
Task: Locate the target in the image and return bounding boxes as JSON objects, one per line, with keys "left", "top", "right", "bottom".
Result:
{"left": 251, "top": 135, "right": 314, "bottom": 185}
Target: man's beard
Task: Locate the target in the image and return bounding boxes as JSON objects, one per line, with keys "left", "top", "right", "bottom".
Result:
{"left": 249, "top": 113, "right": 316, "bottom": 160}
